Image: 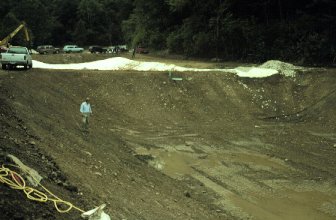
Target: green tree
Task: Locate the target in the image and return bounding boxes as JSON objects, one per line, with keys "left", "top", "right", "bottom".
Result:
{"left": 0, "top": 13, "right": 21, "bottom": 45}
{"left": 73, "top": 19, "right": 87, "bottom": 45}
{"left": 52, "top": 0, "right": 80, "bottom": 45}
{"left": 1, "top": 0, "right": 335, "bottom": 64}
{"left": 123, "top": 0, "right": 171, "bottom": 49}
{"left": 10, "top": 0, "right": 57, "bottom": 47}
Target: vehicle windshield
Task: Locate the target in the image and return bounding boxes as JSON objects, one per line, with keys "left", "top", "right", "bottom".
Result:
{"left": 8, "top": 47, "right": 28, "bottom": 54}
{"left": 64, "top": 45, "right": 77, "bottom": 48}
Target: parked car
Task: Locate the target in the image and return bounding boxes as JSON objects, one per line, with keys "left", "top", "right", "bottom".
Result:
{"left": 105, "top": 46, "right": 121, "bottom": 53}
{"left": 63, "top": 45, "right": 84, "bottom": 53}
{"left": 89, "top": 46, "right": 107, "bottom": 53}
{"left": 105, "top": 47, "right": 114, "bottom": 53}
{"left": 0, "top": 46, "right": 32, "bottom": 70}
{"left": 118, "top": 44, "right": 128, "bottom": 52}
{"left": 136, "top": 46, "right": 149, "bottom": 54}
{"left": 36, "top": 45, "right": 60, "bottom": 54}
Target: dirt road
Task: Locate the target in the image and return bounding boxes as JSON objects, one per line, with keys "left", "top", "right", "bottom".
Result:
{"left": 0, "top": 54, "right": 336, "bottom": 219}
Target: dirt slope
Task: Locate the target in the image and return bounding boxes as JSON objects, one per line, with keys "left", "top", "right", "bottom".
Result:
{"left": 1, "top": 55, "right": 336, "bottom": 220}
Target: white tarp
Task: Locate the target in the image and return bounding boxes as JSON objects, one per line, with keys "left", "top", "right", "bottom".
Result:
{"left": 32, "top": 57, "right": 281, "bottom": 78}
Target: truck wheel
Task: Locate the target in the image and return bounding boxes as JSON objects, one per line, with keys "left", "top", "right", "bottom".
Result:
{"left": 29, "top": 64, "right": 32, "bottom": 69}
{"left": 2, "top": 64, "right": 6, "bottom": 70}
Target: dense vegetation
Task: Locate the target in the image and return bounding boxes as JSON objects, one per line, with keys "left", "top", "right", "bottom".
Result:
{"left": 0, "top": 0, "right": 335, "bottom": 64}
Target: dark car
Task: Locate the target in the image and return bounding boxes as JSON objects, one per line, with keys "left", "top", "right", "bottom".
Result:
{"left": 36, "top": 45, "right": 60, "bottom": 54}
{"left": 136, "top": 46, "right": 149, "bottom": 54}
{"left": 89, "top": 46, "right": 107, "bottom": 53}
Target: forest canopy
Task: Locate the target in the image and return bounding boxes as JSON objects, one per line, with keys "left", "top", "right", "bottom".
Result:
{"left": 0, "top": 0, "right": 335, "bottom": 64}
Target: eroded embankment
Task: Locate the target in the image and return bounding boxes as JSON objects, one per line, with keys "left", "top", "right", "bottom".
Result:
{"left": 1, "top": 68, "right": 336, "bottom": 220}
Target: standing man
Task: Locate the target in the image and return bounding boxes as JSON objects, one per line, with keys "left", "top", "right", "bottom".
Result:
{"left": 80, "top": 97, "right": 92, "bottom": 131}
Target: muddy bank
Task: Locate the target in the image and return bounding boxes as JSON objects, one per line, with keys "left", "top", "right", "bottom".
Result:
{"left": 0, "top": 66, "right": 336, "bottom": 219}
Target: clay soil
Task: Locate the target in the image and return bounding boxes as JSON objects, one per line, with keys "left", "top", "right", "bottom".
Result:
{"left": 1, "top": 53, "right": 336, "bottom": 220}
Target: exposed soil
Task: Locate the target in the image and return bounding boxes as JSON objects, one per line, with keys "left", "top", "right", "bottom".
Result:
{"left": 1, "top": 53, "right": 336, "bottom": 220}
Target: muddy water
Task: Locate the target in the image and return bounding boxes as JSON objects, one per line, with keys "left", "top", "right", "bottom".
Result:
{"left": 230, "top": 190, "right": 334, "bottom": 220}
{"left": 135, "top": 146, "right": 336, "bottom": 220}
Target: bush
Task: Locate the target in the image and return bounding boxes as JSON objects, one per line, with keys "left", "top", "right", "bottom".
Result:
{"left": 166, "top": 30, "right": 184, "bottom": 54}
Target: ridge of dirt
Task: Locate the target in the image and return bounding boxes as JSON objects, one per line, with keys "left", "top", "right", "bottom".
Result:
{"left": 0, "top": 77, "right": 87, "bottom": 220}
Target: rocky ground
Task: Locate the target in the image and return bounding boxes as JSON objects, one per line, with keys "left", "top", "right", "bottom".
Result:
{"left": 0, "top": 53, "right": 336, "bottom": 220}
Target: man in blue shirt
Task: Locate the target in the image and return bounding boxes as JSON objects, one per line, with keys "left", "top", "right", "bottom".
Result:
{"left": 80, "top": 97, "right": 92, "bottom": 131}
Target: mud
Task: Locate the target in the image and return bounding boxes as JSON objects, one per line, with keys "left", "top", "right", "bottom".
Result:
{"left": 0, "top": 55, "right": 336, "bottom": 220}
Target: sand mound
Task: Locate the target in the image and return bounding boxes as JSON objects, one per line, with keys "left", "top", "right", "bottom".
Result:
{"left": 260, "top": 60, "right": 303, "bottom": 77}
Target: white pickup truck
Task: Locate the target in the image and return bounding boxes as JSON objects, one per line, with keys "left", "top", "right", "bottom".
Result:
{"left": 0, "top": 46, "right": 32, "bottom": 70}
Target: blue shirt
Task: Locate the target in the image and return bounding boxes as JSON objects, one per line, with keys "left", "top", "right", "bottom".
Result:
{"left": 80, "top": 101, "right": 92, "bottom": 113}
